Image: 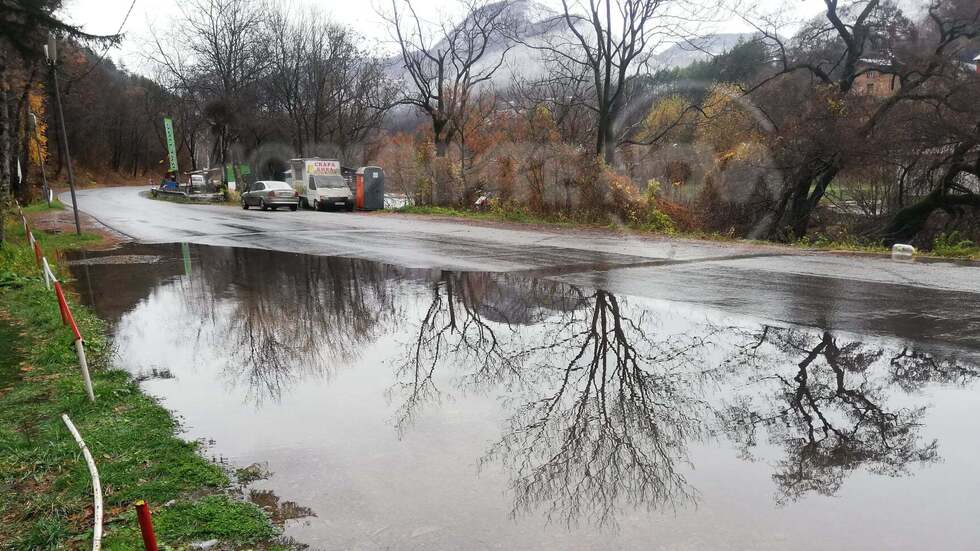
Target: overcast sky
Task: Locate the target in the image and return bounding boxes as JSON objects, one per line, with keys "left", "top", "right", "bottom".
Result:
{"left": 61, "top": 0, "right": 826, "bottom": 75}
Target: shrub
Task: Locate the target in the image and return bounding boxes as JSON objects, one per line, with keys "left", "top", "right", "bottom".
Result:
{"left": 932, "top": 231, "right": 979, "bottom": 258}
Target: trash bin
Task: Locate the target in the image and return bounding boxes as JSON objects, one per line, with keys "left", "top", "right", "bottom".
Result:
{"left": 355, "top": 166, "right": 385, "bottom": 210}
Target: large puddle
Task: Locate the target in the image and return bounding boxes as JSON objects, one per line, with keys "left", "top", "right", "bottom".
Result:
{"left": 67, "top": 243, "right": 980, "bottom": 550}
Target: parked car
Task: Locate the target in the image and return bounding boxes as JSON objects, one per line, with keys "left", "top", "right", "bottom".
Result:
{"left": 241, "top": 181, "right": 299, "bottom": 211}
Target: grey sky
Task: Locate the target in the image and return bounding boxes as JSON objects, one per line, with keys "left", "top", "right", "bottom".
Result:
{"left": 61, "top": 0, "right": 826, "bottom": 75}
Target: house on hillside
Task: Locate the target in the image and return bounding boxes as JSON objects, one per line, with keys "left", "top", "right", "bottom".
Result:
{"left": 853, "top": 59, "right": 897, "bottom": 97}
{"left": 954, "top": 49, "right": 980, "bottom": 73}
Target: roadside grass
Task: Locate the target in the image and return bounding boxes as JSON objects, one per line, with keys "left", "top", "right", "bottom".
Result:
{"left": 22, "top": 198, "right": 66, "bottom": 213}
{"left": 0, "top": 211, "right": 283, "bottom": 550}
{"left": 390, "top": 205, "right": 896, "bottom": 251}
{"left": 791, "top": 233, "right": 890, "bottom": 254}
{"left": 390, "top": 205, "right": 980, "bottom": 260}
{"left": 932, "top": 232, "right": 980, "bottom": 260}
{"left": 392, "top": 204, "right": 679, "bottom": 234}
{"left": 393, "top": 204, "right": 577, "bottom": 227}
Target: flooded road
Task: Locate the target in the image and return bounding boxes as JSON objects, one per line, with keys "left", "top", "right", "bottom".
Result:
{"left": 68, "top": 243, "right": 980, "bottom": 550}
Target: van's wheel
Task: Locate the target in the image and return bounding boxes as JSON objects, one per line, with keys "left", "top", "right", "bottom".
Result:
{"left": 241, "top": 199, "right": 248, "bottom": 210}
{"left": 347, "top": 202, "right": 354, "bottom": 212}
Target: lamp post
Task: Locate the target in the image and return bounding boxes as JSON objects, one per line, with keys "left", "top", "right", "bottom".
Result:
{"left": 45, "top": 37, "right": 81, "bottom": 235}
{"left": 29, "top": 113, "right": 51, "bottom": 207}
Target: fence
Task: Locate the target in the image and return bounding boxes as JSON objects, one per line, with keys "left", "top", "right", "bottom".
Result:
{"left": 15, "top": 203, "right": 167, "bottom": 551}
{"left": 15, "top": 204, "right": 106, "bottom": 551}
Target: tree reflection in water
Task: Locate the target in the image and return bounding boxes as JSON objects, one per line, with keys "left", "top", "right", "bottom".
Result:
{"left": 394, "top": 275, "right": 721, "bottom": 525}
{"left": 146, "top": 246, "right": 977, "bottom": 526}
{"left": 393, "top": 274, "right": 979, "bottom": 525}
{"left": 484, "top": 290, "right": 719, "bottom": 526}
{"left": 392, "top": 271, "right": 587, "bottom": 429}
{"left": 182, "top": 248, "right": 405, "bottom": 402}
{"left": 720, "top": 327, "right": 979, "bottom": 504}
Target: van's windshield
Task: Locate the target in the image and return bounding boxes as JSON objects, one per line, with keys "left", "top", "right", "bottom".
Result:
{"left": 311, "top": 175, "right": 347, "bottom": 189}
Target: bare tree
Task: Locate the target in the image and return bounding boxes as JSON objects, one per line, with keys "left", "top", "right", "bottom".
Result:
{"left": 746, "top": 0, "right": 980, "bottom": 240}
{"left": 385, "top": 0, "right": 514, "bottom": 157}
{"left": 148, "top": 0, "right": 267, "bottom": 165}
{"left": 517, "top": 0, "right": 706, "bottom": 164}
{"left": 264, "top": 7, "right": 393, "bottom": 158}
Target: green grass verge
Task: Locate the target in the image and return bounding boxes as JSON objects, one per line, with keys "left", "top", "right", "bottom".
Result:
{"left": 22, "top": 198, "right": 66, "bottom": 213}
{"left": 391, "top": 204, "right": 678, "bottom": 234}
{"left": 392, "top": 205, "right": 980, "bottom": 260}
{"left": 393, "top": 204, "right": 575, "bottom": 226}
{"left": 0, "top": 210, "right": 283, "bottom": 550}
{"left": 932, "top": 232, "right": 980, "bottom": 260}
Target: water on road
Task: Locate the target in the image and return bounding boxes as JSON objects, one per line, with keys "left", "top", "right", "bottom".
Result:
{"left": 67, "top": 243, "right": 980, "bottom": 550}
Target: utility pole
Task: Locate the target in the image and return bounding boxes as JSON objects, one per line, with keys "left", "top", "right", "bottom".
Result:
{"left": 29, "top": 113, "right": 51, "bottom": 207}
{"left": 45, "top": 37, "right": 81, "bottom": 235}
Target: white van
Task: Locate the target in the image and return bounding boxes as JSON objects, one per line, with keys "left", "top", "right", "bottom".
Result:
{"left": 289, "top": 158, "right": 354, "bottom": 211}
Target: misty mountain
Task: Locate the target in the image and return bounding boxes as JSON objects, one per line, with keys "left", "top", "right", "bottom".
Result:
{"left": 385, "top": 0, "right": 756, "bottom": 89}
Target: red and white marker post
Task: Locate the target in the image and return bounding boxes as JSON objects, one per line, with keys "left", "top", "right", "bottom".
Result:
{"left": 54, "top": 280, "right": 95, "bottom": 402}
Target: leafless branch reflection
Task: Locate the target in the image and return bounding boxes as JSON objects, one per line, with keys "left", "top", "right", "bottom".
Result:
{"left": 720, "top": 327, "right": 979, "bottom": 504}
{"left": 392, "top": 271, "right": 586, "bottom": 429}
{"left": 485, "top": 291, "right": 718, "bottom": 527}
{"left": 181, "top": 248, "right": 407, "bottom": 402}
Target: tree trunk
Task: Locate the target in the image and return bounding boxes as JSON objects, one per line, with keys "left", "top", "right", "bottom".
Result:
{"left": 0, "top": 59, "right": 10, "bottom": 247}
{"left": 882, "top": 188, "right": 980, "bottom": 245}
{"left": 596, "top": 109, "right": 616, "bottom": 165}
{"left": 767, "top": 160, "right": 842, "bottom": 241}
{"left": 435, "top": 138, "right": 449, "bottom": 158}
{"left": 433, "top": 117, "right": 450, "bottom": 158}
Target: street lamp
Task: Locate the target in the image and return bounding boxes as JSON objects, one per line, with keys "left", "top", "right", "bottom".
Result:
{"left": 45, "top": 35, "right": 82, "bottom": 236}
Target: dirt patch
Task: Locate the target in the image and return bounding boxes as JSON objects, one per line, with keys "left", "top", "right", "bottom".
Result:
{"left": 247, "top": 489, "right": 315, "bottom": 524}
{"left": 27, "top": 205, "right": 128, "bottom": 248}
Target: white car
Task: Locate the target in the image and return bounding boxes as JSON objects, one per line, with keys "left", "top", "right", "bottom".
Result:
{"left": 298, "top": 174, "right": 354, "bottom": 211}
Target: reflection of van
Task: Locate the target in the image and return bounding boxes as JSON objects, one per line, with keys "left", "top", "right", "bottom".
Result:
{"left": 289, "top": 158, "right": 354, "bottom": 211}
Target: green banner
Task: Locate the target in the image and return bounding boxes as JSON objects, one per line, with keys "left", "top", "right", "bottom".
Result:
{"left": 226, "top": 164, "right": 250, "bottom": 182}
{"left": 163, "top": 117, "right": 178, "bottom": 172}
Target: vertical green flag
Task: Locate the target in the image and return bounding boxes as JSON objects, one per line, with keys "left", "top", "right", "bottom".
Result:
{"left": 163, "top": 117, "right": 178, "bottom": 172}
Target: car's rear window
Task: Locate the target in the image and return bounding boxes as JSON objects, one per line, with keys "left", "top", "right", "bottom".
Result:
{"left": 264, "top": 181, "right": 291, "bottom": 190}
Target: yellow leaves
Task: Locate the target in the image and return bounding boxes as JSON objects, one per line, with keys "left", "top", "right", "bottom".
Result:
{"left": 826, "top": 96, "right": 847, "bottom": 116}
{"left": 641, "top": 95, "right": 694, "bottom": 144}
{"left": 696, "top": 83, "right": 763, "bottom": 155}
{"left": 27, "top": 87, "right": 48, "bottom": 165}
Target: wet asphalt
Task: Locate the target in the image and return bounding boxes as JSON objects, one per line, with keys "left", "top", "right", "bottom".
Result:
{"left": 64, "top": 187, "right": 980, "bottom": 356}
